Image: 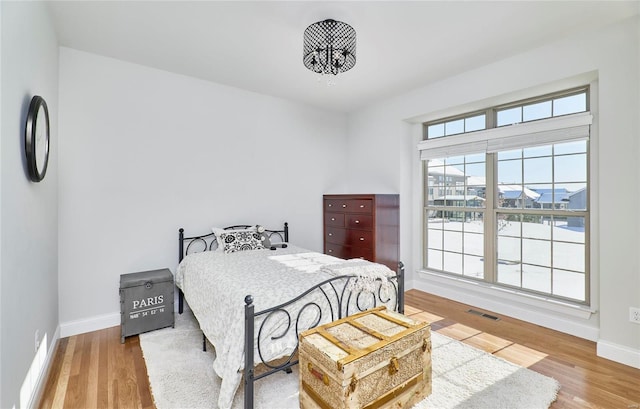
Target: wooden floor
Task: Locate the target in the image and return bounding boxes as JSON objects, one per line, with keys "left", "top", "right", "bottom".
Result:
{"left": 38, "top": 326, "right": 154, "bottom": 409}
{"left": 39, "top": 289, "right": 640, "bottom": 409}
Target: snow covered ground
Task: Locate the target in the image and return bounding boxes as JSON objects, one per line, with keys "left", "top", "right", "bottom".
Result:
{"left": 427, "top": 219, "right": 585, "bottom": 301}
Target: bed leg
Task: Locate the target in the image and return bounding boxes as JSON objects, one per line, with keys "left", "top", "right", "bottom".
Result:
{"left": 398, "top": 261, "right": 405, "bottom": 314}
{"left": 244, "top": 295, "right": 255, "bottom": 409}
{"left": 202, "top": 333, "right": 207, "bottom": 352}
{"left": 178, "top": 289, "right": 184, "bottom": 314}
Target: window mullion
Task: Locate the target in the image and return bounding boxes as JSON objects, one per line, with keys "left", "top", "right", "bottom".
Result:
{"left": 484, "top": 152, "right": 497, "bottom": 283}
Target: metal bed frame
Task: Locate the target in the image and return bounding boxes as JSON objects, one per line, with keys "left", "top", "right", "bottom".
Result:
{"left": 177, "top": 222, "right": 405, "bottom": 409}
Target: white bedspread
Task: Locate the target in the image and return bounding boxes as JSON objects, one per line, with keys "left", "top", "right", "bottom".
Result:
{"left": 176, "top": 246, "right": 397, "bottom": 409}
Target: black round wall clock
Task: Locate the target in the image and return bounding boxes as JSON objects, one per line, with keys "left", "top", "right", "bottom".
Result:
{"left": 25, "top": 95, "right": 50, "bottom": 182}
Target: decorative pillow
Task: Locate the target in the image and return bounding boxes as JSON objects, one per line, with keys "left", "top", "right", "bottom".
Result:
{"left": 217, "top": 229, "right": 265, "bottom": 253}
{"left": 212, "top": 226, "right": 256, "bottom": 252}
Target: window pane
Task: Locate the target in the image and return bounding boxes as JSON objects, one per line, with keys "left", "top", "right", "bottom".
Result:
{"left": 497, "top": 262, "right": 521, "bottom": 287}
{"left": 498, "top": 159, "right": 522, "bottom": 184}
{"left": 427, "top": 211, "right": 443, "bottom": 226}
{"left": 427, "top": 226, "right": 443, "bottom": 250}
{"left": 498, "top": 149, "right": 521, "bottom": 160}
{"left": 564, "top": 189, "right": 587, "bottom": 211}
{"left": 554, "top": 140, "right": 586, "bottom": 155}
{"left": 464, "top": 255, "right": 484, "bottom": 278}
{"left": 445, "top": 119, "right": 464, "bottom": 136}
{"left": 498, "top": 214, "right": 521, "bottom": 237}
{"left": 428, "top": 123, "right": 444, "bottom": 139}
{"left": 523, "top": 101, "right": 552, "bottom": 121}
{"left": 498, "top": 185, "right": 525, "bottom": 209}
{"left": 524, "top": 145, "right": 552, "bottom": 158}
{"left": 466, "top": 153, "right": 485, "bottom": 163}
{"left": 553, "top": 93, "right": 586, "bottom": 116}
{"left": 553, "top": 242, "right": 585, "bottom": 272}
{"left": 444, "top": 230, "right": 462, "bottom": 252}
{"left": 464, "top": 230, "right": 484, "bottom": 257}
{"left": 444, "top": 214, "right": 464, "bottom": 229}
{"left": 522, "top": 216, "right": 550, "bottom": 240}
{"left": 497, "top": 107, "right": 522, "bottom": 126}
{"left": 427, "top": 249, "right": 443, "bottom": 270}
{"left": 465, "top": 114, "right": 486, "bottom": 132}
{"left": 553, "top": 269, "right": 585, "bottom": 301}
{"left": 522, "top": 238, "right": 551, "bottom": 267}
{"left": 524, "top": 157, "right": 552, "bottom": 184}
{"left": 555, "top": 154, "right": 587, "bottom": 183}
{"left": 498, "top": 236, "right": 521, "bottom": 265}
{"left": 446, "top": 156, "right": 465, "bottom": 166}
{"left": 553, "top": 218, "right": 585, "bottom": 243}
{"left": 444, "top": 251, "right": 463, "bottom": 274}
{"left": 522, "top": 265, "right": 551, "bottom": 293}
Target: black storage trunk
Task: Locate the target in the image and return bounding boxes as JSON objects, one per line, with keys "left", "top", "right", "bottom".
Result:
{"left": 120, "top": 268, "right": 175, "bottom": 343}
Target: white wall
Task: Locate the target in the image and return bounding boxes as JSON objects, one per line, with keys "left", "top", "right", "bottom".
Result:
{"left": 347, "top": 16, "right": 640, "bottom": 367}
{"left": 1, "top": 2, "right": 59, "bottom": 408}
{"left": 58, "top": 48, "right": 348, "bottom": 333}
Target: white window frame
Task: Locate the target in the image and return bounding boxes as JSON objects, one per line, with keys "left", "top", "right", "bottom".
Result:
{"left": 418, "top": 112, "right": 592, "bottom": 304}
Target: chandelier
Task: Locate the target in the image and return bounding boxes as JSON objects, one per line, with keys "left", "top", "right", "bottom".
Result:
{"left": 303, "top": 19, "right": 356, "bottom": 76}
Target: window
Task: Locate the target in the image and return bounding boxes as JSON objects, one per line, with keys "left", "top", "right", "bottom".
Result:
{"left": 420, "top": 88, "right": 590, "bottom": 304}
{"left": 426, "top": 112, "right": 487, "bottom": 139}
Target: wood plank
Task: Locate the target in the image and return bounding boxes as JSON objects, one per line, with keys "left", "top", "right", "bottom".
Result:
{"left": 96, "top": 326, "right": 109, "bottom": 408}
{"left": 50, "top": 336, "right": 75, "bottom": 408}
{"left": 86, "top": 331, "right": 100, "bottom": 408}
{"left": 37, "top": 337, "right": 68, "bottom": 409}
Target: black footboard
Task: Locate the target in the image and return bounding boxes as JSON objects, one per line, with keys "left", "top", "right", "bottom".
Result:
{"left": 243, "top": 262, "right": 405, "bottom": 409}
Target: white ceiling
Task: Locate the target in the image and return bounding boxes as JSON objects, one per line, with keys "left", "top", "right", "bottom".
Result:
{"left": 48, "top": 1, "right": 639, "bottom": 113}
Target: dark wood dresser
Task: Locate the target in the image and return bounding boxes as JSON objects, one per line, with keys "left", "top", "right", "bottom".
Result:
{"left": 323, "top": 194, "right": 399, "bottom": 271}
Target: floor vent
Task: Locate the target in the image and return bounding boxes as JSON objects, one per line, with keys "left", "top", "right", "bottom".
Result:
{"left": 467, "top": 309, "right": 500, "bottom": 321}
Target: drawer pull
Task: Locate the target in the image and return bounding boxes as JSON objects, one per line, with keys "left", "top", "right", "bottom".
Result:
{"left": 328, "top": 204, "right": 332, "bottom": 207}
{"left": 328, "top": 233, "right": 333, "bottom": 236}
{"left": 354, "top": 220, "right": 360, "bottom": 224}
{"left": 342, "top": 204, "right": 347, "bottom": 208}
{"left": 359, "top": 237, "right": 365, "bottom": 241}
{"left": 331, "top": 217, "right": 336, "bottom": 221}
{"left": 328, "top": 249, "right": 333, "bottom": 253}
{"left": 360, "top": 204, "right": 365, "bottom": 208}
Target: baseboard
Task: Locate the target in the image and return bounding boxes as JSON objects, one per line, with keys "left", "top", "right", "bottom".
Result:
{"left": 59, "top": 312, "right": 120, "bottom": 338}
{"left": 59, "top": 298, "right": 188, "bottom": 338}
{"left": 597, "top": 339, "right": 640, "bottom": 369}
{"left": 27, "top": 325, "right": 60, "bottom": 409}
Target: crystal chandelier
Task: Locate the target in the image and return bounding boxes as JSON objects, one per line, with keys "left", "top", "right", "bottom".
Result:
{"left": 303, "top": 19, "right": 356, "bottom": 76}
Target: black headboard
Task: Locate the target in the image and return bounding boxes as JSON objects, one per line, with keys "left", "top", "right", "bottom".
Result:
{"left": 178, "top": 222, "right": 289, "bottom": 262}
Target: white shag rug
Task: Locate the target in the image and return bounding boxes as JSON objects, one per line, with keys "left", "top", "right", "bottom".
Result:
{"left": 140, "top": 311, "right": 560, "bottom": 409}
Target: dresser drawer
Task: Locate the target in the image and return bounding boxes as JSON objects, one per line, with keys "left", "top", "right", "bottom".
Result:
{"left": 325, "top": 213, "right": 345, "bottom": 227}
{"left": 345, "top": 230, "right": 373, "bottom": 247}
{"left": 346, "top": 246, "right": 373, "bottom": 260}
{"left": 325, "top": 227, "right": 346, "bottom": 245}
{"left": 325, "top": 242, "right": 347, "bottom": 258}
{"left": 346, "top": 214, "right": 372, "bottom": 230}
{"left": 325, "top": 199, "right": 373, "bottom": 214}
